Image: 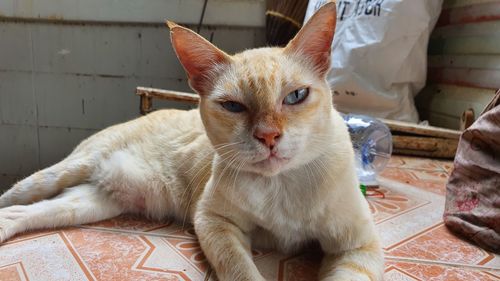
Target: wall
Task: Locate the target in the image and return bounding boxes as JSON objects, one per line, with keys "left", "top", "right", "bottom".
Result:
{"left": 0, "top": 0, "right": 265, "bottom": 189}
{"left": 416, "top": 0, "right": 500, "bottom": 129}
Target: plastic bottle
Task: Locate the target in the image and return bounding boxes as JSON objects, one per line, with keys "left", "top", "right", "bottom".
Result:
{"left": 342, "top": 114, "right": 393, "bottom": 187}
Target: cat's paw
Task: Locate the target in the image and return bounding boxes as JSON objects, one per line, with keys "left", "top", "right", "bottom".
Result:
{"left": 0, "top": 206, "right": 25, "bottom": 244}
{"left": 0, "top": 218, "right": 19, "bottom": 244}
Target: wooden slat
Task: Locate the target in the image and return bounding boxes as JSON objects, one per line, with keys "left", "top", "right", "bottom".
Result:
{"left": 136, "top": 87, "right": 199, "bottom": 103}
{"left": 136, "top": 86, "right": 199, "bottom": 114}
{"left": 379, "top": 119, "right": 461, "bottom": 140}
{"left": 392, "top": 136, "right": 459, "bottom": 159}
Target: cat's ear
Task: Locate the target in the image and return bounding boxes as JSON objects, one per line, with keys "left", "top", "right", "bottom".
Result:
{"left": 167, "top": 21, "right": 231, "bottom": 95}
{"left": 284, "top": 2, "right": 336, "bottom": 76}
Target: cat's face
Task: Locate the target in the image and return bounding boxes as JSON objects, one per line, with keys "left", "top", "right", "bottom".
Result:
{"left": 169, "top": 3, "right": 337, "bottom": 177}
{"left": 199, "top": 48, "right": 334, "bottom": 176}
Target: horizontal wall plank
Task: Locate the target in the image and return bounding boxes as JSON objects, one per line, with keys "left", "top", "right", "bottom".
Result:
{"left": 416, "top": 84, "right": 497, "bottom": 129}
{"left": 443, "top": 0, "right": 498, "bottom": 9}
{"left": 0, "top": 0, "right": 266, "bottom": 27}
{"left": 428, "top": 55, "right": 500, "bottom": 70}
{"left": 428, "top": 67, "right": 500, "bottom": 89}
{"left": 438, "top": 1, "right": 500, "bottom": 26}
{"left": 429, "top": 36, "right": 500, "bottom": 55}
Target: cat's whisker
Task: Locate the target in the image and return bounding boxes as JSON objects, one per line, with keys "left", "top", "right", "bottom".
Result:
{"left": 179, "top": 148, "right": 238, "bottom": 229}
{"left": 222, "top": 159, "right": 237, "bottom": 215}
{"left": 181, "top": 141, "right": 243, "bottom": 175}
{"left": 184, "top": 148, "right": 232, "bottom": 192}
{"left": 303, "top": 161, "right": 316, "bottom": 202}
{"left": 180, "top": 148, "right": 238, "bottom": 229}
{"left": 227, "top": 157, "right": 247, "bottom": 217}
{"left": 209, "top": 153, "right": 241, "bottom": 200}
{"left": 309, "top": 159, "right": 329, "bottom": 186}
{"left": 222, "top": 155, "right": 242, "bottom": 215}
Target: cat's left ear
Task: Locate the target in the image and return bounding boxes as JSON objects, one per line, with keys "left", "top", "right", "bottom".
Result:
{"left": 284, "top": 2, "right": 337, "bottom": 76}
{"left": 168, "top": 21, "right": 231, "bottom": 95}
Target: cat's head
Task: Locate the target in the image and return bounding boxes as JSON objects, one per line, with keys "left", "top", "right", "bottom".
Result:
{"left": 170, "top": 3, "right": 337, "bottom": 177}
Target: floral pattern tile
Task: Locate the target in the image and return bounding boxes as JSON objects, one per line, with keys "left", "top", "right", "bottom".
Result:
{"left": 380, "top": 167, "right": 449, "bottom": 195}
{"left": 385, "top": 261, "right": 500, "bottom": 281}
{"left": 1, "top": 156, "right": 499, "bottom": 281}
{"left": 366, "top": 186, "right": 429, "bottom": 224}
{"left": 85, "top": 214, "right": 170, "bottom": 232}
{"left": 387, "top": 156, "right": 449, "bottom": 172}
{"left": 386, "top": 223, "right": 495, "bottom": 265}
{"left": 0, "top": 262, "right": 28, "bottom": 281}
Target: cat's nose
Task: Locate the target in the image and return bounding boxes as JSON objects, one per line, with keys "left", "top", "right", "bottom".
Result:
{"left": 254, "top": 129, "right": 281, "bottom": 149}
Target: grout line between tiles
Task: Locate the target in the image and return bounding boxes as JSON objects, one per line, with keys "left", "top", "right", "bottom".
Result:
{"left": 385, "top": 255, "right": 500, "bottom": 272}
{"left": 385, "top": 265, "right": 426, "bottom": 281}
{"left": 59, "top": 232, "right": 97, "bottom": 281}
{"left": 77, "top": 225, "right": 198, "bottom": 240}
{"left": 384, "top": 222, "right": 444, "bottom": 252}
{"left": 375, "top": 201, "right": 432, "bottom": 225}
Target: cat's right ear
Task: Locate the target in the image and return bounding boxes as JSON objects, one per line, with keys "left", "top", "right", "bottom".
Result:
{"left": 167, "top": 21, "right": 231, "bottom": 95}
{"left": 284, "top": 2, "right": 336, "bottom": 76}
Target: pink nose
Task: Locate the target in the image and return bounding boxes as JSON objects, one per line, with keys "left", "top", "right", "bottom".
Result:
{"left": 254, "top": 129, "right": 281, "bottom": 149}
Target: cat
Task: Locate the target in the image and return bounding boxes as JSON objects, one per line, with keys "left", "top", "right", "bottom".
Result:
{"left": 0, "top": 3, "right": 383, "bottom": 280}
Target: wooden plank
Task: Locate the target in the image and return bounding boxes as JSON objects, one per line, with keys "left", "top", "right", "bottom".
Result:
{"left": 379, "top": 119, "right": 461, "bottom": 140}
{"left": 136, "top": 87, "right": 200, "bottom": 104}
{"left": 392, "top": 135, "right": 459, "bottom": 159}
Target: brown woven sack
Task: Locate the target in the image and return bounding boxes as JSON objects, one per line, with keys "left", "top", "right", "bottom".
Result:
{"left": 444, "top": 90, "right": 500, "bottom": 253}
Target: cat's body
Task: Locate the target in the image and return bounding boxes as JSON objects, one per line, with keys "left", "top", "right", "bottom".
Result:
{"left": 0, "top": 3, "right": 384, "bottom": 280}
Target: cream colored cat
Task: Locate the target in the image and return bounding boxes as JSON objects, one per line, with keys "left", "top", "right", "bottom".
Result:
{"left": 0, "top": 3, "right": 383, "bottom": 280}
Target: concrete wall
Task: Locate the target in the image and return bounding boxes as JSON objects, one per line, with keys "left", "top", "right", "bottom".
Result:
{"left": 0, "top": 0, "right": 265, "bottom": 189}
{"left": 416, "top": 0, "right": 500, "bottom": 129}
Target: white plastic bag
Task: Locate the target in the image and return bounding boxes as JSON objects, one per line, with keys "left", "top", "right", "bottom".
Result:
{"left": 304, "top": 0, "right": 443, "bottom": 122}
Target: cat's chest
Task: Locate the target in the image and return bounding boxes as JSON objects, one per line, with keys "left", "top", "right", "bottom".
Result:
{"left": 232, "top": 176, "right": 322, "bottom": 238}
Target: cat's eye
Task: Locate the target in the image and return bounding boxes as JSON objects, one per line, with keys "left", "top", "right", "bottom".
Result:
{"left": 220, "top": 101, "right": 246, "bottom": 113}
{"left": 283, "top": 88, "right": 309, "bottom": 105}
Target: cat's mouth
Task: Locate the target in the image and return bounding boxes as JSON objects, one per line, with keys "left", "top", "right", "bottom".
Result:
{"left": 251, "top": 153, "right": 291, "bottom": 175}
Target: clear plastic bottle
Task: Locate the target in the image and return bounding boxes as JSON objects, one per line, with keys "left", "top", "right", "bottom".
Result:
{"left": 342, "top": 114, "right": 393, "bottom": 187}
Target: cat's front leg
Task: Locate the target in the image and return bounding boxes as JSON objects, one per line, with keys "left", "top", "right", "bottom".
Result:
{"left": 194, "top": 210, "right": 265, "bottom": 281}
{"left": 318, "top": 238, "right": 384, "bottom": 281}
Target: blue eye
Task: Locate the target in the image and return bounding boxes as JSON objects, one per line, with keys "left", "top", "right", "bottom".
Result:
{"left": 283, "top": 88, "right": 309, "bottom": 105}
{"left": 220, "top": 101, "right": 246, "bottom": 113}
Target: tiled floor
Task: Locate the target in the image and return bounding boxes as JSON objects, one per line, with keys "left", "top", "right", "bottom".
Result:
{"left": 0, "top": 156, "right": 499, "bottom": 280}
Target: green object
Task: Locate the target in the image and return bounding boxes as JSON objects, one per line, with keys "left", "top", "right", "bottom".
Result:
{"left": 360, "top": 184, "right": 367, "bottom": 196}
